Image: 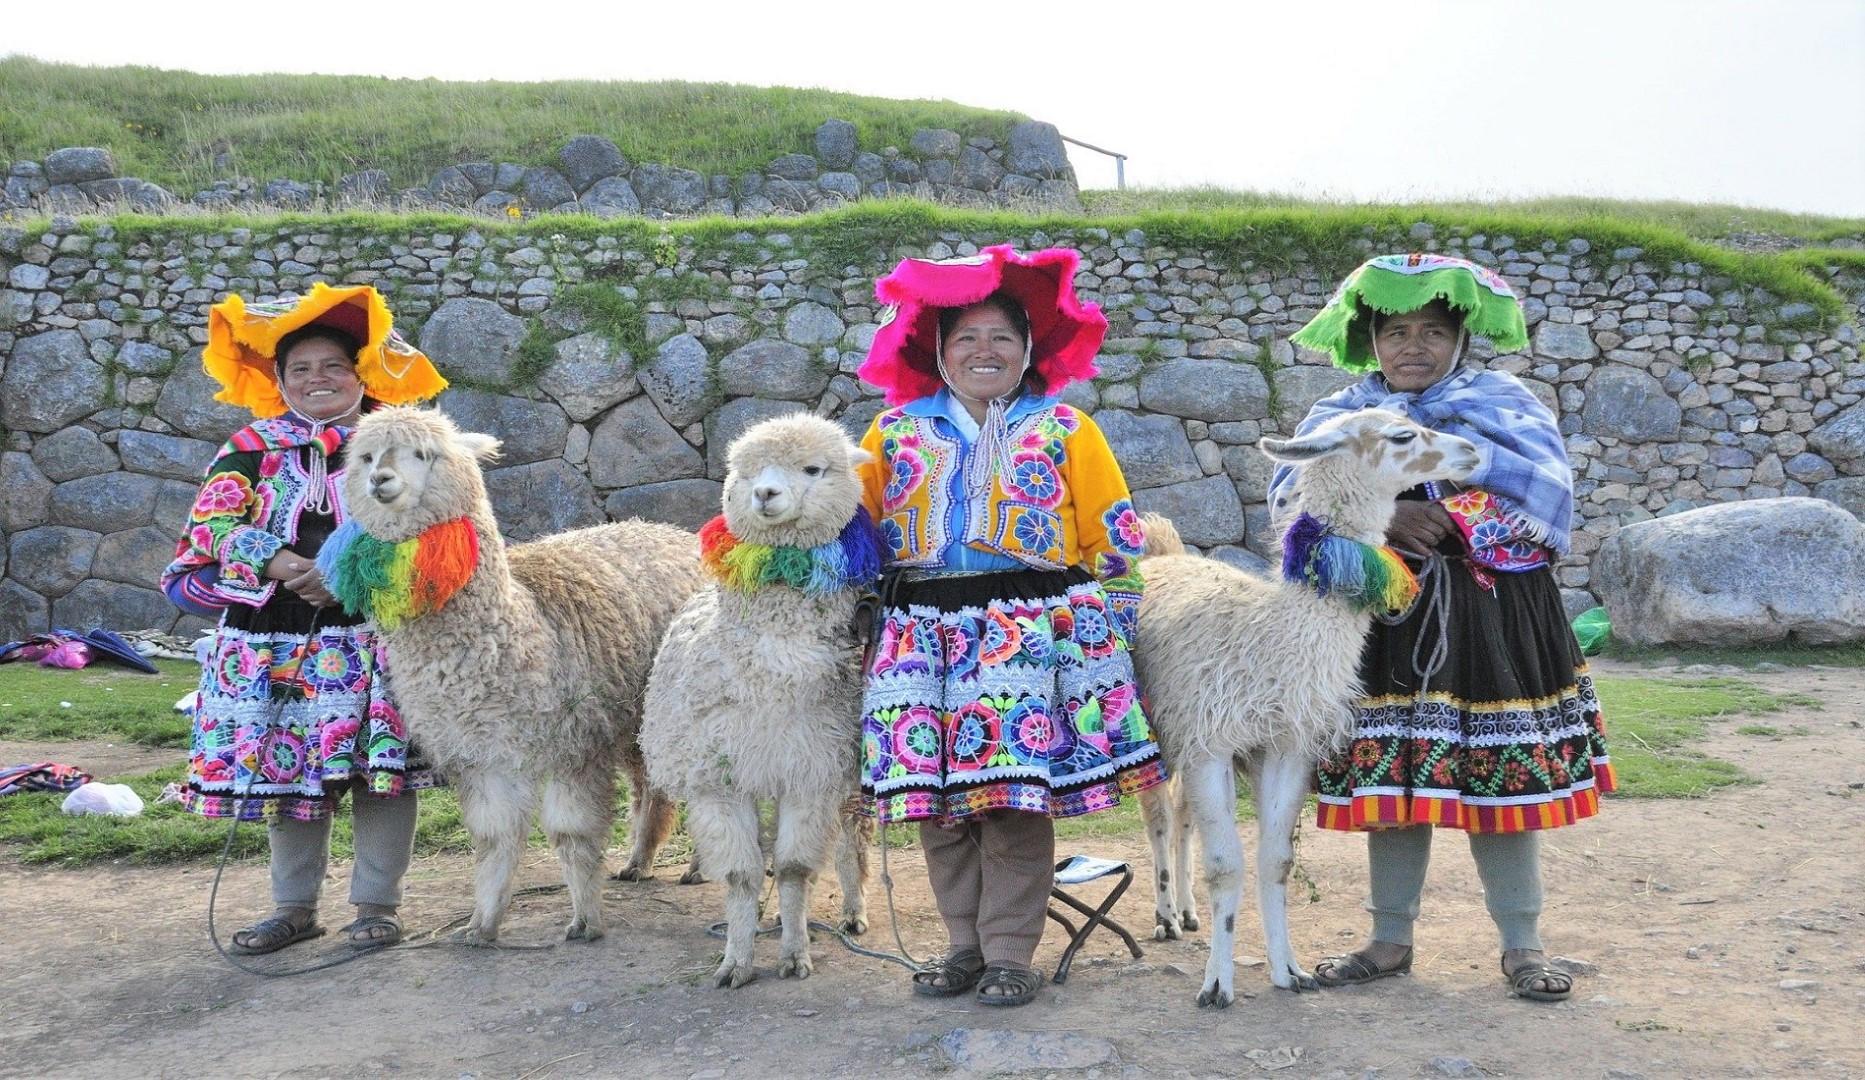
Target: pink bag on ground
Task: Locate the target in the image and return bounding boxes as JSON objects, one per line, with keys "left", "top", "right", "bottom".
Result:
{"left": 39, "top": 640, "right": 93, "bottom": 669}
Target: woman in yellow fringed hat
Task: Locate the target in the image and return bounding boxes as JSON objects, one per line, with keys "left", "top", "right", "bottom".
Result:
{"left": 162, "top": 283, "right": 447, "bottom": 954}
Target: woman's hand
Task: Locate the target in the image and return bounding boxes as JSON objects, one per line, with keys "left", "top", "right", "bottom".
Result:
{"left": 264, "top": 549, "right": 337, "bottom": 607}
{"left": 1384, "top": 501, "right": 1457, "bottom": 560}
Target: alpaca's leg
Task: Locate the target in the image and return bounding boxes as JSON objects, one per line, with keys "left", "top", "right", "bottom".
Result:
{"left": 1172, "top": 773, "right": 1199, "bottom": 931}
{"left": 833, "top": 795, "right": 872, "bottom": 935}
{"left": 687, "top": 794, "right": 763, "bottom": 988}
{"left": 1184, "top": 754, "right": 1244, "bottom": 1008}
{"left": 774, "top": 796, "right": 834, "bottom": 979}
{"left": 1249, "top": 750, "right": 1318, "bottom": 991}
{"left": 456, "top": 770, "right": 536, "bottom": 944}
{"left": 543, "top": 767, "right": 615, "bottom": 942}
{"left": 1140, "top": 778, "right": 1184, "bottom": 940}
{"left": 614, "top": 763, "right": 683, "bottom": 882}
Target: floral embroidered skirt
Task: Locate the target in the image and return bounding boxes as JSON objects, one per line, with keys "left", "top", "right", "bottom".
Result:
{"left": 862, "top": 566, "right": 1167, "bottom": 824}
{"left": 1317, "top": 563, "right": 1614, "bottom": 834}
{"left": 183, "top": 596, "right": 439, "bottom": 821}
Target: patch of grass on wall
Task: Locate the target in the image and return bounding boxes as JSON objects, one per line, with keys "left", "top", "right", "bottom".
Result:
{"left": 556, "top": 281, "right": 649, "bottom": 359}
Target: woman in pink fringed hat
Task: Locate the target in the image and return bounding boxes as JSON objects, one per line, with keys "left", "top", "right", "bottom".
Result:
{"left": 855, "top": 246, "right": 1167, "bottom": 1006}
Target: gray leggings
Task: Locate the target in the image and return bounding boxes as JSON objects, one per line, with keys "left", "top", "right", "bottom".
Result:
{"left": 1365, "top": 825, "right": 1543, "bottom": 952}
{"left": 268, "top": 790, "right": 419, "bottom": 910}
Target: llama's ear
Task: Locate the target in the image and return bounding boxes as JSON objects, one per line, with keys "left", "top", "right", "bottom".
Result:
{"left": 457, "top": 432, "right": 503, "bottom": 462}
{"left": 846, "top": 446, "right": 874, "bottom": 468}
{"left": 1259, "top": 429, "right": 1345, "bottom": 464}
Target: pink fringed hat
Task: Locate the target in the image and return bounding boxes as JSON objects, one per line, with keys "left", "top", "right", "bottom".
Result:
{"left": 860, "top": 245, "right": 1108, "bottom": 406}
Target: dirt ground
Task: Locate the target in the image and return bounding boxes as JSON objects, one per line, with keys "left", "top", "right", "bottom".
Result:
{"left": 2, "top": 657, "right": 1861, "bottom": 1080}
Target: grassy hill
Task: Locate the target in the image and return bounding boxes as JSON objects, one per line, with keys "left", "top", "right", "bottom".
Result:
{"left": 0, "top": 56, "right": 1027, "bottom": 193}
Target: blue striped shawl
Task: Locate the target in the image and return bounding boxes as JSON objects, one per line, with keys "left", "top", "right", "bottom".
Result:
{"left": 1268, "top": 366, "right": 1575, "bottom": 555}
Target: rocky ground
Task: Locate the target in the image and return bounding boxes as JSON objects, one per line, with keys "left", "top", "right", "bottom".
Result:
{"left": 2, "top": 657, "right": 1861, "bottom": 1079}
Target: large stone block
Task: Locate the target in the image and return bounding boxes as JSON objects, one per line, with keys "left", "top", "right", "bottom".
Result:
{"left": 8, "top": 525, "right": 101, "bottom": 596}
{"left": 0, "top": 452, "right": 54, "bottom": 532}
{"left": 1815, "top": 476, "right": 1865, "bottom": 520}
{"left": 719, "top": 338, "right": 829, "bottom": 400}
{"left": 581, "top": 177, "right": 640, "bottom": 218}
{"left": 435, "top": 390, "right": 569, "bottom": 466}
{"left": 632, "top": 164, "right": 709, "bottom": 213}
{"left": 587, "top": 396, "right": 703, "bottom": 488}
{"left": 536, "top": 332, "right": 638, "bottom": 421}
{"left": 1808, "top": 402, "right": 1865, "bottom": 471}
{"left": 1138, "top": 359, "right": 1270, "bottom": 423}
{"left": 519, "top": 166, "right": 576, "bottom": 211}
{"left": 49, "top": 472, "right": 160, "bottom": 533}
{"left": 483, "top": 460, "right": 604, "bottom": 543}
{"left": 604, "top": 479, "right": 722, "bottom": 533}
{"left": 815, "top": 120, "right": 857, "bottom": 170}
{"left": 0, "top": 579, "right": 49, "bottom": 642}
{"left": 93, "top": 525, "right": 178, "bottom": 589}
{"left": 705, "top": 398, "right": 807, "bottom": 480}
{"left": 52, "top": 579, "right": 178, "bottom": 634}
{"left": 422, "top": 299, "right": 528, "bottom": 386}
{"left": 1007, "top": 121, "right": 1069, "bottom": 179}
{"left": 3, "top": 330, "right": 107, "bottom": 432}
{"left": 640, "top": 334, "right": 716, "bottom": 428}
{"left": 1272, "top": 366, "right": 1360, "bottom": 427}
{"left": 1133, "top": 475, "right": 1246, "bottom": 548}
{"left": 31, "top": 425, "right": 118, "bottom": 482}
{"left": 558, "top": 136, "right": 630, "bottom": 194}
{"left": 117, "top": 430, "right": 217, "bottom": 482}
{"left": 1534, "top": 322, "right": 1599, "bottom": 361}
{"left": 910, "top": 129, "right": 961, "bottom": 158}
{"left": 44, "top": 147, "right": 117, "bottom": 186}
{"left": 152, "top": 360, "right": 253, "bottom": 446}
{"left": 1593, "top": 497, "right": 1865, "bottom": 646}
{"left": 1581, "top": 366, "right": 1680, "bottom": 441}
{"left": 1095, "top": 409, "right": 1201, "bottom": 490}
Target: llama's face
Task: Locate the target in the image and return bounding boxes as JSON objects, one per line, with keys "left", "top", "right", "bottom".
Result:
{"left": 1262, "top": 410, "right": 1482, "bottom": 499}
{"left": 722, "top": 416, "right": 871, "bottom": 548}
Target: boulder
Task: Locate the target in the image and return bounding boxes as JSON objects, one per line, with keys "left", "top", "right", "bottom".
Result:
{"left": 44, "top": 147, "right": 117, "bottom": 186}
{"left": 639, "top": 333, "right": 716, "bottom": 428}
{"left": 1592, "top": 497, "right": 1865, "bottom": 646}
{"left": 1814, "top": 476, "right": 1865, "bottom": 520}
{"left": 1007, "top": 121, "right": 1070, "bottom": 179}
{"left": 0, "top": 579, "right": 49, "bottom": 642}
{"left": 1139, "top": 358, "right": 1270, "bottom": 422}
{"left": 536, "top": 332, "right": 638, "bottom": 421}
{"left": 93, "top": 525, "right": 179, "bottom": 588}
{"left": 483, "top": 460, "right": 604, "bottom": 542}
{"left": 1581, "top": 366, "right": 1680, "bottom": 441}
{"left": 718, "top": 339, "right": 829, "bottom": 400}
{"left": 153, "top": 359, "right": 252, "bottom": 446}
{"left": 1272, "top": 366, "right": 1360, "bottom": 427}
{"left": 7, "top": 525, "right": 101, "bottom": 597}
{"left": 580, "top": 177, "right": 640, "bottom": 218}
{"left": 2, "top": 330, "right": 106, "bottom": 432}
{"left": 421, "top": 299, "right": 528, "bottom": 386}
{"left": 631, "top": 164, "right": 708, "bottom": 214}
{"left": 52, "top": 580, "right": 178, "bottom": 635}
{"left": 518, "top": 167, "right": 576, "bottom": 211}
{"left": 435, "top": 390, "right": 569, "bottom": 466}
{"left": 1132, "top": 475, "right": 1246, "bottom": 548}
{"left": 705, "top": 397, "right": 807, "bottom": 480}
{"left": 49, "top": 472, "right": 160, "bottom": 533}
{"left": 767, "top": 154, "right": 820, "bottom": 182}
{"left": 31, "top": 426, "right": 118, "bottom": 482}
{"left": 337, "top": 170, "right": 391, "bottom": 202}
{"left": 1095, "top": 409, "right": 1202, "bottom": 490}
{"left": 0, "top": 452, "right": 54, "bottom": 532}
{"left": 558, "top": 136, "right": 630, "bottom": 193}
{"left": 1534, "top": 323, "right": 1599, "bottom": 361}
{"left": 604, "top": 479, "right": 722, "bottom": 533}
{"left": 117, "top": 430, "right": 218, "bottom": 482}
{"left": 1808, "top": 402, "right": 1865, "bottom": 471}
{"left": 815, "top": 120, "right": 857, "bottom": 170}
{"left": 910, "top": 129, "right": 961, "bottom": 158}
{"left": 781, "top": 302, "right": 845, "bottom": 348}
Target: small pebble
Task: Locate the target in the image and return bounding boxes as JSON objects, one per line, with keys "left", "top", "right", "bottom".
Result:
{"left": 1685, "top": 948, "right": 1700, "bottom": 959}
{"left": 1780, "top": 979, "right": 1818, "bottom": 990}
{"left": 571, "top": 1001, "right": 591, "bottom": 1015}
{"left": 793, "top": 1008, "right": 817, "bottom": 1017}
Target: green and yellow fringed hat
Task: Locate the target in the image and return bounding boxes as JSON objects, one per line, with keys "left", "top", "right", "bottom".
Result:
{"left": 1291, "top": 253, "right": 1529, "bottom": 373}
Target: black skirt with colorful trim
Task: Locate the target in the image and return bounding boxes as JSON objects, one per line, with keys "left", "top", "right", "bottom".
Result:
{"left": 1316, "top": 561, "right": 1614, "bottom": 834}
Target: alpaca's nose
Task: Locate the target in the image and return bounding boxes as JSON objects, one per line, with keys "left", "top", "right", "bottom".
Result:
{"left": 754, "top": 485, "right": 780, "bottom": 505}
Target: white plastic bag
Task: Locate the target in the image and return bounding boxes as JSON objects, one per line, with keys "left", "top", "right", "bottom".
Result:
{"left": 62, "top": 782, "right": 145, "bottom": 817}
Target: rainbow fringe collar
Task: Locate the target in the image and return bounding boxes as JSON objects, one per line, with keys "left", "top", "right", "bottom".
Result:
{"left": 317, "top": 517, "right": 480, "bottom": 630}
{"left": 699, "top": 508, "right": 884, "bottom": 597}
{"left": 1280, "top": 512, "right": 1420, "bottom": 615}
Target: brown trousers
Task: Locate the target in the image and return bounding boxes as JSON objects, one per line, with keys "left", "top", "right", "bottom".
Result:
{"left": 919, "top": 810, "right": 1055, "bottom": 968}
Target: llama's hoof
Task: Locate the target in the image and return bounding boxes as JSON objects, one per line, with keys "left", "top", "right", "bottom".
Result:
{"left": 779, "top": 952, "right": 813, "bottom": 980}
{"left": 714, "top": 959, "right": 758, "bottom": 989}
{"left": 610, "top": 864, "right": 655, "bottom": 882}
{"left": 678, "top": 866, "right": 707, "bottom": 886}
{"left": 1181, "top": 912, "right": 1200, "bottom": 932}
{"left": 450, "top": 926, "right": 498, "bottom": 947}
{"left": 1196, "top": 981, "right": 1235, "bottom": 1009}
{"left": 1272, "top": 965, "right": 1318, "bottom": 993}
{"left": 563, "top": 919, "right": 605, "bottom": 942}
{"left": 1153, "top": 912, "right": 1182, "bottom": 941}
{"left": 839, "top": 912, "right": 868, "bottom": 936}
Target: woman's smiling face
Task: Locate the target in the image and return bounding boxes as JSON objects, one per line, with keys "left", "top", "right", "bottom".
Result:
{"left": 279, "top": 337, "right": 363, "bottom": 421}
{"left": 941, "top": 300, "right": 1028, "bottom": 404}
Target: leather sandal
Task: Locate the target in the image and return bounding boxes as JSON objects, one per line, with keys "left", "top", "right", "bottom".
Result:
{"left": 975, "top": 963, "right": 1044, "bottom": 1007}
{"left": 230, "top": 914, "right": 326, "bottom": 955}
{"left": 340, "top": 913, "right": 404, "bottom": 951}
{"left": 911, "top": 948, "right": 985, "bottom": 997}
{"left": 1503, "top": 955, "right": 1573, "bottom": 1002}
{"left": 1314, "top": 945, "right": 1413, "bottom": 987}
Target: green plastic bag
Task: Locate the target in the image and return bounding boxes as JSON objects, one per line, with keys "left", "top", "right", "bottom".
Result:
{"left": 1572, "top": 606, "right": 1610, "bottom": 656}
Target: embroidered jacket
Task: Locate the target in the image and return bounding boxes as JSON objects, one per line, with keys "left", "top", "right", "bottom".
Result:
{"left": 161, "top": 415, "right": 350, "bottom": 613}
{"left": 858, "top": 393, "right": 1146, "bottom": 642}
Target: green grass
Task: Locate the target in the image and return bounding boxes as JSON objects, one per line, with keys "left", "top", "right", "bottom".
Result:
{"left": 0, "top": 659, "right": 196, "bottom": 746}
{"left": 0, "top": 57, "right": 1026, "bottom": 194}
{"left": 1592, "top": 675, "right": 1821, "bottom": 797}
{"left": 1602, "top": 639, "right": 1865, "bottom": 670}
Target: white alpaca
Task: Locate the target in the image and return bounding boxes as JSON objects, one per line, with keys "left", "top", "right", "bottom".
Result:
{"left": 333, "top": 407, "right": 706, "bottom": 943}
{"left": 1134, "top": 408, "right": 1481, "bottom": 1007}
{"left": 640, "top": 413, "right": 878, "bottom": 988}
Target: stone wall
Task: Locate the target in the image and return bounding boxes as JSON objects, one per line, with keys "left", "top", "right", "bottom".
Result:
{"left": 2, "top": 121, "right": 1080, "bottom": 219}
{"left": 2, "top": 216, "right": 1861, "bottom": 640}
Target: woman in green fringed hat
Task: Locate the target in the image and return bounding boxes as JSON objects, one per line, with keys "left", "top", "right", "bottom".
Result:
{"left": 1269, "top": 254, "right": 1614, "bottom": 1003}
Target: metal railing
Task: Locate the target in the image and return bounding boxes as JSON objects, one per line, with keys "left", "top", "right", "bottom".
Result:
{"left": 1060, "top": 135, "right": 1128, "bottom": 190}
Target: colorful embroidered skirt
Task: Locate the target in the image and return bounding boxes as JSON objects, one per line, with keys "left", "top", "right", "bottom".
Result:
{"left": 183, "top": 596, "right": 439, "bottom": 821}
{"left": 861, "top": 566, "right": 1167, "bottom": 824}
{"left": 1317, "top": 563, "right": 1614, "bottom": 834}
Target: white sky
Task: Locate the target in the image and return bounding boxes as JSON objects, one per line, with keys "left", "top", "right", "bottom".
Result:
{"left": 8, "top": 0, "right": 1864, "bottom": 216}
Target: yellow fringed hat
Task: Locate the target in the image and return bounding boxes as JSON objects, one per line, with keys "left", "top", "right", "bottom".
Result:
{"left": 204, "top": 283, "right": 447, "bottom": 418}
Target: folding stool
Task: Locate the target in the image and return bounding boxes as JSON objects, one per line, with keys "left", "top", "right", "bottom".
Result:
{"left": 1046, "top": 853, "right": 1144, "bottom": 984}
